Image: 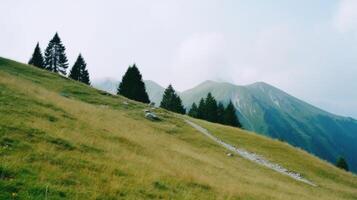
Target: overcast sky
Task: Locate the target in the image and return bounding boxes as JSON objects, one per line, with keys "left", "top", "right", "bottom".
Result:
{"left": 1, "top": 0, "right": 357, "bottom": 118}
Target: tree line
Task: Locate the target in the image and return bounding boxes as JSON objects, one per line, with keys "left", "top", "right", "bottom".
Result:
{"left": 115, "top": 65, "right": 242, "bottom": 127}
{"left": 28, "top": 33, "right": 90, "bottom": 85}
{"left": 157, "top": 85, "right": 241, "bottom": 127}
{"left": 28, "top": 33, "right": 242, "bottom": 128}
{"left": 188, "top": 93, "right": 242, "bottom": 127}
{"left": 117, "top": 64, "right": 242, "bottom": 127}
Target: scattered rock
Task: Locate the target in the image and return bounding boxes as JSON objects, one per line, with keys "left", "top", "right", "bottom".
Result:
{"left": 123, "top": 101, "right": 129, "bottom": 105}
{"left": 227, "top": 153, "right": 233, "bottom": 157}
{"left": 145, "top": 112, "right": 160, "bottom": 121}
{"left": 184, "top": 119, "right": 317, "bottom": 187}
{"left": 59, "top": 92, "right": 70, "bottom": 98}
{"left": 98, "top": 90, "right": 113, "bottom": 96}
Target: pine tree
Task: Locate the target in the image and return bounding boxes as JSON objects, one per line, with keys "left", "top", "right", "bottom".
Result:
{"left": 69, "top": 56, "right": 81, "bottom": 81}
{"left": 223, "top": 101, "right": 242, "bottom": 127}
{"left": 44, "top": 33, "right": 69, "bottom": 75}
{"left": 69, "top": 54, "right": 90, "bottom": 85}
{"left": 81, "top": 67, "right": 90, "bottom": 85}
{"left": 173, "top": 94, "right": 186, "bottom": 114}
{"left": 188, "top": 103, "right": 199, "bottom": 118}
{"left": 217, "top": 102, "right": 225, "bottom": 124}
{"left": 205, "top": 93, "right": 218, "bottom": 123}
{"left": 28, "top": 42, "right": 45, "bottom": 68}
{"left": 160, "top": 85, "right": 185, "bottom": 114}
{"left": 117, "top": 64, "right": 150, "bottom": 103}
{"left": 197, "top": 98, "right": 206, "bottom": 119}
{"left": 336, "top": 157, "right": 349, "bottom": 171}
{"left": 160, "top": 85, "right": 175, "bottom": 110}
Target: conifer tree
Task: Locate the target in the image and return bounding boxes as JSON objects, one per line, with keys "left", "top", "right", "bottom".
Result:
{"left": 160, "top": 85, "right": 175, "bottom": 110}
{"left": 44, "top": 33, "right": 69, "bottom": 75}
{"left": 205, "top": 93, "right": 218, "bottom": 123}
{"left": 69, "top": 56, "right": 81, "bottom": 81}
{"left": 160, "top": 85, "right": 185, "bottom": 114}
{"left": 223, "top": 101, "right": 241, "bottom": 127}
{"left": 188, "top": 103, "right": 199, "bottom": 118}
{"left": 69, "top": 54, "right": 90, "bottom": 85}
{"left": 117, "top": 64, "right": 150, "bottom": 103}
{"left": 217, "top": 102, "right": 225, "bottom": 124}
{"left": 28, "top": 42, "right": 45, "bottom": 69}
{"left": 336, "top": 157, "right": 349, "bottom": 171}
{"left": 81, "top": 67, "right": 90, "bottom": 85}
{"left": 173, "top": 94, "right": 186, "bottom": 114}
{"left": 197, "top": 98, "right": 206, "bottom": 119}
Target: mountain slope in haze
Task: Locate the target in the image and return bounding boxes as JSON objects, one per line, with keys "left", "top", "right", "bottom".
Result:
{"left": 1, "top": 57, "right": 357, "bottom": 199}
{"left": 92, "top": 78, "right": 119, "bottom": 94}
{"left": 179, "top": 80, "right": 357, "bottom": 173}
{"left": 143, "top": 80, "right": 165, "bottom": 106}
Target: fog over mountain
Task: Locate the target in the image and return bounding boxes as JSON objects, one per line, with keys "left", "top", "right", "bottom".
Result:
{"left": 1, "top": 0, "right": 357, "bottom": 118}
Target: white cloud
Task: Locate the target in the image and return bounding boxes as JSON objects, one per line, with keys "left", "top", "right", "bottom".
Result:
{"left": 333, "top": 0, "right": 357, "bottom": 33}
{"left": 225, "top": 25, "right": 301, "bottom": 87}
{"left": 170, "top": 32, "right": 230, "bottom": 90}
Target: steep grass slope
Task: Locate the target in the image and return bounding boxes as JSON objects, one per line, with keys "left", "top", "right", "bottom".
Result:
{"left": 0, "top": 57, "right": 356, "bottom": 199}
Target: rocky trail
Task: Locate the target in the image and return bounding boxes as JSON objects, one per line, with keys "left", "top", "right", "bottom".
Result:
{"left": 184, "top": 119, "right": 317, "bottom": 187}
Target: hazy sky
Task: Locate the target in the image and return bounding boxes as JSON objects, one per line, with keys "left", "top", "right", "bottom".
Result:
{"left": 1, "top": 0, "right": 357, "bottom": 118}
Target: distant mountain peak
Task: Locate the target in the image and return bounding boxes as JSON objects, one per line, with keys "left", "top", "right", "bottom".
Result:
{"left": 248, "top": 81, "right": 271, "bottom": 87}
{"left": 196, "top": 80, "right": 218, "bottom": 87}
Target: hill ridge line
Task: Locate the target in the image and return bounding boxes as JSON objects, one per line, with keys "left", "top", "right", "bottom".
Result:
{"left": 184, "top": 119, "right": 317, "bottom": 186}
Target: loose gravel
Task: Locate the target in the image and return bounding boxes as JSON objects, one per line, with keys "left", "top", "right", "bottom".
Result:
{"left": 185, "top": 119, "right": 317, "bottom": 186}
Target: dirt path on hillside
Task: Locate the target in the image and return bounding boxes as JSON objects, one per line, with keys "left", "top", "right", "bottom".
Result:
{"left": 184, "top": 119, "right": 317, "bottom": 187}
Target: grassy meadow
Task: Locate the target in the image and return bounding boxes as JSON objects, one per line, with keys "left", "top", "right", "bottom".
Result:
{"left": 0, "top": 57, "right": 357, "bottom": 199}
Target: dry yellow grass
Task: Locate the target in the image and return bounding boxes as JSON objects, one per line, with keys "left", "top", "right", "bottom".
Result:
{"left": 0, "top": 57, "right": 356, "bottom": 199}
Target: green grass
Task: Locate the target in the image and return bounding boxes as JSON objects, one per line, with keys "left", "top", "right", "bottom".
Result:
{"left": 0, "top": 57, "right": 357, "bottom": 199}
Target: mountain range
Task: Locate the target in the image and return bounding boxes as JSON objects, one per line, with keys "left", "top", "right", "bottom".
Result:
{"left": 93, "top": 78, "right": 357, "bottom": 172}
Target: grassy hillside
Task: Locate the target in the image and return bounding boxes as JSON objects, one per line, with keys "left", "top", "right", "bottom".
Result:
{"left": 0, "top": 57, "right": 356, "bottom": 199}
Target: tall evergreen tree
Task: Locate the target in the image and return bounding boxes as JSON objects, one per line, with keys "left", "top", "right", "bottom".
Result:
{"left": 336, "top": 157, "right": 349, "bottom": 171}
{"left": 81, "top": 66, "right": 90, "bottom": 85}
{"left": 173, "top": 94, "right": 186, "bottom": 114}
{"left": 160, "top": 85, "right": 175, "bottom": 110}
{"left": 217, "top": 102, "right": 225, "bottom": 124}
{"left": 28, "top": 42, "right": 45, "bottom": 69}
{"left": 44, "top": 33, "right": 69, "bottom": 75}
{"left": 197, "top": 98, "right": 206, "bottom": 119}
{"left": 188, "top": 103, "right": 199, "bottom": 118}
{"left": 223, "top": 101, "right": 241, "bottom": 127}
{"left": 160, "top": 85, "right": 185, "bottom": 114}
{"left": 69, "top": 56, "right": 81, "bottom": 81}
{"left": 117, "top": 64, "right": 150, "bottom": 103}
{"left": 69, "top": 54, "right": 90, "bottom": 85}
{"left": 205, "top": 93, "right": 218, "bottom": 123}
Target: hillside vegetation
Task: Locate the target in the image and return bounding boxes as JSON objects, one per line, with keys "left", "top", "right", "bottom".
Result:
{"left": 0, "top": 57, "right": 357, "bottom": 199}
